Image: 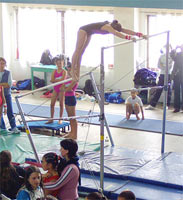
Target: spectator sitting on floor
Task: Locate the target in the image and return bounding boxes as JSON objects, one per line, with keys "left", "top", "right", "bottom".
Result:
{"left": 85, "top": 192, "right": 108, "bottom": 200}
{"left": 125, "top": 88, "right": 144, "bottom": 120}
{"left": 41, "top": 152, "right": 60, "bottom": 197}
{"left": 44, "top": 139, "right": 80, "bottom": 200}
{"left": 17, "top": 165, "right": 45, "bottom": 199}
{"left": 0, "top": 150, "right": 25, "bottom": 199}
{"left": 118, "top": 190, "right": 136, "bottom": 200}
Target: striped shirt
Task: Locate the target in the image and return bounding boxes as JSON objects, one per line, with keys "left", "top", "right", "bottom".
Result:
{"left": 44, "top": 164, "right": 79, "bottom": 200}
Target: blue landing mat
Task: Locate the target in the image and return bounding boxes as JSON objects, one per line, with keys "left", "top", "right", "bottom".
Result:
{"left": 79, "top": 147, "right": 183, "bottom": 190}
{"left": 80, "top": 173, "right": 183, "bottom": 200}
{"left": 12, "top": 102, "right": 183, "bottom": 136}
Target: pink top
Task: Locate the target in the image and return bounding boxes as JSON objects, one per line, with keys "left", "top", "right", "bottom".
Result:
{"left": 65, "top": 80, "right": 78, "bottom": 97}
{"left": 44, "top": 164, "right": 79, "bottom": 200}
{"left": 53, "top": 69, "right": 64, "bottom": 93}
{"left": 0, "top": 86, "right": 3, "bottom": 107}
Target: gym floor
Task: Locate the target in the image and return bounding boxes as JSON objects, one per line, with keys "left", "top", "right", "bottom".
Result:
{"left": 11, "top": 90, "right": 183, "bottom": 154}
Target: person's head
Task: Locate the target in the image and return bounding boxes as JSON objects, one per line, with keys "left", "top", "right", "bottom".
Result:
{"left": 41, "top": 152, "right": 59, "bottom": 171}
{"left": 60, "top": 139, "right": 78, "bottom": 160}
{"left": 55, "top": 55, "right": 65, "bottom": 69}
{"left": 0, "top": 57, "right": 7, "bottom": 71}
{"left": 85, "top": 192, "right": 108, "bottom": 200}
{"left": 111, "top": 20, "right": 122, "bottom": 32}
{"left": 130, "top": 88, "right": 138, "bottom": 99}
{"left": 0, "top": 150, "right": 12, "bottom": 168}
{"left": 118, "top": 190, "right": 136, "bottom": 200}
{"left": 25, "top": 166, "right": 43, "bottom": 191}
{"left": 180, "top": 44, "right": 183, "bottom": 52}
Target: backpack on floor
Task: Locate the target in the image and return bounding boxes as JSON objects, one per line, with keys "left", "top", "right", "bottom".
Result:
{"left": 83, "top": 79, "right": 95, "bottom": 96}
{"left": 16, "top": 79, "right": 31, "bottom": 90}
{"left": 34, "top": 76, "right": 45, "bottom": 88}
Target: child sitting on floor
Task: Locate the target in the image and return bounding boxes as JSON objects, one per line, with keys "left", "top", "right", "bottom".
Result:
{"left": 125, "top": 88, "right": 144, "bottom": 120}
{"left": 41, "top": 152, "right": 60, "bottom": 197}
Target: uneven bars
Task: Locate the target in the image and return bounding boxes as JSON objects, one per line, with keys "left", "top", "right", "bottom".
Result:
{"left": 103, "top": 31, "right": 169, "bottom": 49}
{"left": 16, "top": 66, "right": 99, "bottom": 98}
{"left": 105, "top": 86, "right": 163, "bottom": 94}
{"left": 21, "top": 114, "right": 100, "bottom": 122}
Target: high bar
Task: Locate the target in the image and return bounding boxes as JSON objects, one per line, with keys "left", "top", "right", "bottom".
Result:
{"left": 21, "top": 114, "right": 100, "bottom": 123}
{"left": 16, "top": 66, "right": 99, "bottom": 98}
{"left": 103, "top": 31, "right": 169, "bottom": 49}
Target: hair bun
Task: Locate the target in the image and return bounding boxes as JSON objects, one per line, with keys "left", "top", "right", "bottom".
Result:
{"left": 113, "top": 20, "right": 118, "bottom": 24}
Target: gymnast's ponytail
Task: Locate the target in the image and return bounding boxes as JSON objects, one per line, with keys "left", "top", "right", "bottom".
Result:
{"left": 111, "top": 20, "right": 122, "bottom": 32}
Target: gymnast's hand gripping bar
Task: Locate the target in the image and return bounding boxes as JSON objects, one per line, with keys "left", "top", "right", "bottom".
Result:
{"left": 103, "top": 30, "right": 169, "bottom": 49}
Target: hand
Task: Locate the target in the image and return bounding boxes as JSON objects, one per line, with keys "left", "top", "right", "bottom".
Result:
{"left": 4, "top": 108, "right": 7, "bottom": 115}
{"left": 142, "top": 116, "right": 145, "bottom": 120}
{"left": 142, "top": 35, "right": 148, "bottom": 40}
{"left": 131, "top": 37, "right": 136, "bottom": 42}
{"left": 42, "top": 172, "right": 52, "bottom": 179}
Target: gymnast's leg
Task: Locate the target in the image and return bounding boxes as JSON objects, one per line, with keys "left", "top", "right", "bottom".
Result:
{"left": 71, "top": 29, "right": 89, "bottom": 81}
{"left": 126, "top": 103, "right": 133, "bottom": 120}
{"left": 65, "top": 104, "right": 77, "bottom": 140}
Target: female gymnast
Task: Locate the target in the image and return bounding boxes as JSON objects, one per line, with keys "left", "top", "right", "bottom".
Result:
{"left": 71, "top": 20, "right": 147, "bottom": 80}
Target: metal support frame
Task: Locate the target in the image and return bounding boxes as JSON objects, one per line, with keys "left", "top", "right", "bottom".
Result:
{"left": 99, "top": 47, "right": 105, "bottom": 191}
{"left": 161, "top": 31, "right": 170, "bottom": 154}
{"left": 15, "top": 96, "right": 40, "bottom": 163}
{"left": 99, "top": 31, "right": 170, "bottom": 191}
{"left": 89, "top": 72, "right": 114, "bottom": 146}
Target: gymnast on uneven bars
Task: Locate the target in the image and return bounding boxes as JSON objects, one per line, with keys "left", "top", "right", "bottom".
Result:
{"left": 70, "top": 20, "right": 147, "bottom": 81}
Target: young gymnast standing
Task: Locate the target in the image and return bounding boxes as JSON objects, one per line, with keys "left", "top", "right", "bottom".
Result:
{"left": 61, "top": 65, "right": 78, "bottom": 140}
{"left": 71, "top": 20, "right": 147, "bottom": 80}
{"left": 46, "top": 56, "right": 66, "bottom": 124}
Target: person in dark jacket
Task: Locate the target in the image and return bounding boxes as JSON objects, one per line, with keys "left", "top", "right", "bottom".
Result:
{"left": 171, "top": 45, "right": 183, "bottom": 112}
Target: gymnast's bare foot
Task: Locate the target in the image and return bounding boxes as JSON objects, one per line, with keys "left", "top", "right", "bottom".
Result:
{"left": 126, "top": 114, "right": 130, "bottom": 120}
{"left": 45, "top": 120, "right": 53, "bottom": 124}
{"left": 136, "top": 116, "right": 140, "bottom": 120}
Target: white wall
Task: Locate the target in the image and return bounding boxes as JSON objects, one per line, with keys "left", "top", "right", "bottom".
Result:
{"left": 0, "top": 3, "right": 143, "bottom": 98}
{"left": 0, "top": 4, "right": 4, "bottom": 57}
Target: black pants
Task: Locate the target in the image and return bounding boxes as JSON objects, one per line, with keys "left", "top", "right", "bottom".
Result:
{"left": 174, "top": 74, "right": 183, "bottom": 110}
{"left": 150, "top": 74, "right": 172, "bottom": 107}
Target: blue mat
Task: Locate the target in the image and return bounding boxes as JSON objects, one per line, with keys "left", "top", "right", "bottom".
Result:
{"left": 79, "top": 146, "right": 183, "bottom": 199}
{"left": 79, "top": 147, "right": 183, "bottom": 190}
{"left": 80, "top": 173, "right": 183, "bottom": 200}
{"left": 12, "top": 102, "right": 183, "bottom": 136}
{"left": 17, "top": 121, "right": 70, "bottom": 135}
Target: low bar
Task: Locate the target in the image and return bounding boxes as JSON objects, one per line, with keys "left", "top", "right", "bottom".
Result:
{"left": 16, "top": 66, "right": 99, "bottom": 98}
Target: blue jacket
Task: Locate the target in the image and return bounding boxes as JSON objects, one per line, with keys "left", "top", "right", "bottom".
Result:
{"left": 0, "top": 70, "right": 10, "bottom": 96}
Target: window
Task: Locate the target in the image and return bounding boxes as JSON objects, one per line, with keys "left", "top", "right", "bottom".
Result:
{"left": 148, "top": 14, "right": 183, "bottom": 69}
{"left": 18, "top": 8, "right": 61, "bottom": 64}
{"left": 17, "top": 8, "right": 114, "bottom": 68}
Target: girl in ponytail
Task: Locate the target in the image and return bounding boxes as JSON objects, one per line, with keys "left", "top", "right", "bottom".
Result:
{"left": 41, "top": 152, "right": 60, "bottom": 197}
